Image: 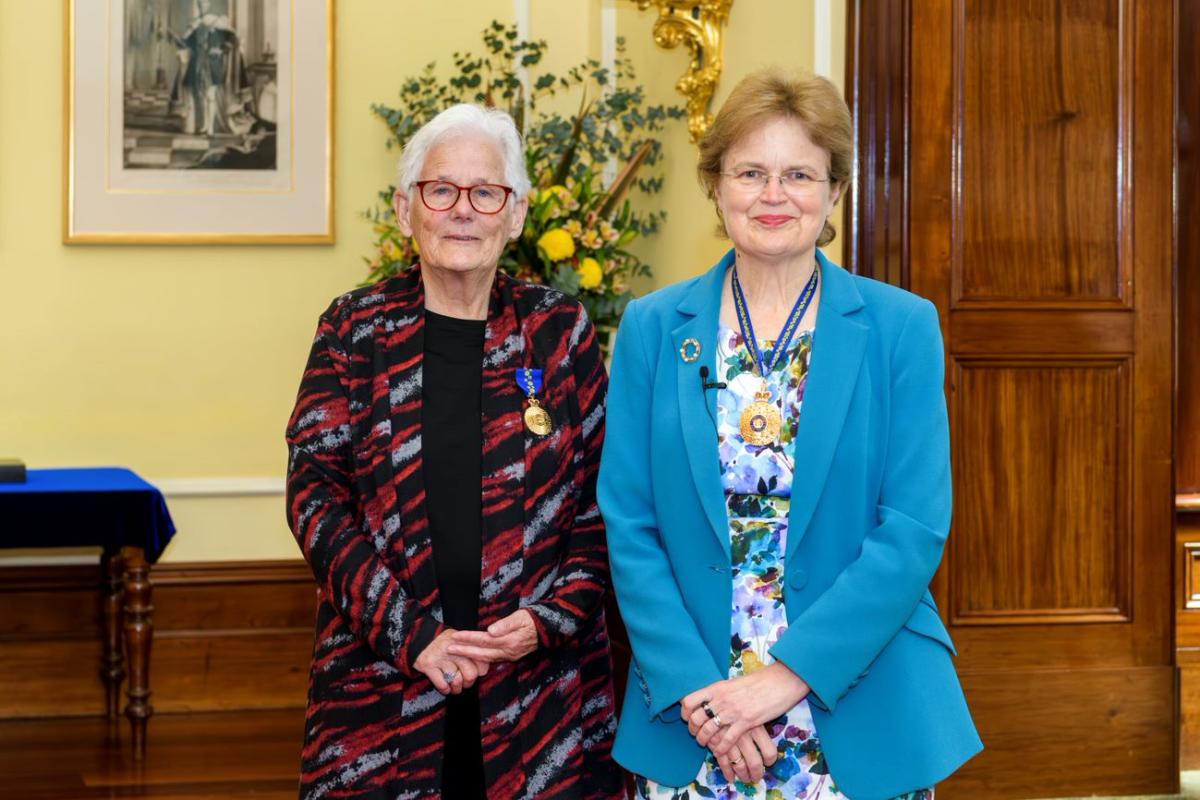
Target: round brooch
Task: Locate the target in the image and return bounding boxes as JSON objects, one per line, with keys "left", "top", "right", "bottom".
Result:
{"left": 679, "top": 338, "right": 702, "bottom": 363}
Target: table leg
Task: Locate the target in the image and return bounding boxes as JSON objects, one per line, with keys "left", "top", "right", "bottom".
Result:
{"left": 122, "top": 547, "right": 154, "bottom": 761}
{"left": 100, "top": 546, "right": 126, "bottom": 722}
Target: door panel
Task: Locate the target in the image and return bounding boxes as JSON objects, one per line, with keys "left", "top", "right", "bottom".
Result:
{"left": 960, "top": 0, "right": 1122, "bottom": 302}
{"left": 952, "top": 359, "right": 1129, "bottom": 623}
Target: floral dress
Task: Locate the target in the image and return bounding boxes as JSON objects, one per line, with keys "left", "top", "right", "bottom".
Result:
{"left": 635, "top": 321, "right": 933, "bottom": 800}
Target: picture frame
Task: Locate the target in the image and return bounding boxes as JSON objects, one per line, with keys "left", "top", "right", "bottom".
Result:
{"left": 64, "top": 0, "right": 334, "bottom": 244}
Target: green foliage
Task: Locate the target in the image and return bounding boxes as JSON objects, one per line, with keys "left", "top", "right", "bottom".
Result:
{"left": 362, "top": 21, "right": 684, "bottom": 331}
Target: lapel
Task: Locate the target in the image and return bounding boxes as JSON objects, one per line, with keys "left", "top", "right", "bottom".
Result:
{"left": 372, "top": 267, "right": 439, "bottom": 601}
{"left": 478, "top": 273, "right": 528, "bottom": 623}
{"left": 673, "top": 251, "right": 735, "bottom": 558}
{"left": 785, "top": 251, "right": 868, "bottom": 558}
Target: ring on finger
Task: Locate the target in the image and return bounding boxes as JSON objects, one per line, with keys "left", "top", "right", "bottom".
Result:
{"left": 710, "top": 711, "right": 724, "bottom": 728}
{"left": 701, "top": 700, "right": 716, "bottom": 720}
{"left": 730, "top": 755, "right": 743, "bottom": 766}
{"left": 442, "top": 668, "right": 459, "bottom": 683}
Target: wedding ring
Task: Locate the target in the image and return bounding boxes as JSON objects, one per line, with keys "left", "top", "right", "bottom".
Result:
{"left": 702, "top": 700, "right": 716, "bottom": 720}
{"left": 442, "top": 668, "right": 459, "bottom": 683}
{"left": 730, "top": 756, "right": 743, "bottom": 766}
{"left": 711, "top": 712, "right": 724, "bottom": 728}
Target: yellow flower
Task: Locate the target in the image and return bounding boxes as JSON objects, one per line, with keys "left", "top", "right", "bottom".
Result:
{"left": 581, "top": 229, "right": 604, "bottom": 249}
{"left": 537, "top": 228, "right": 576, "bottom": 261}
{"left": 537, "top": 184, "right": 569, "bottom": 206}
{"left": 742, "top": 649, "right": 766, "bottom": 674}
{"left": 563, "top": 219, "right": 583, "bottom": 238}
{"left": 599, "top": 221, "right": 620, "bottom": 243}
{"left": 577, "top": 257, "right": 603, "bottom": 290}
{"left": 383, "top": 239, "right": 403, "bottom": 261}
{"left": 411, "top": 236, "right": 420, "bottom": 256}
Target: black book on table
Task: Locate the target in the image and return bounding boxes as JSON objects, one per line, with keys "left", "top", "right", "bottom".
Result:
{"left": 0, "top": 459, "right": 26, "bottom": 484}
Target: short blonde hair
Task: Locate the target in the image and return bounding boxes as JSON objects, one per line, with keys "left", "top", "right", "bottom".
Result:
{"left": 698, "top": 69, "right": 853, "bottom": 247}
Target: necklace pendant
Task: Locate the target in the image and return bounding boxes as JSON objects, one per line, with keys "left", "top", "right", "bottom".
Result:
{"left": 524, "top": 397, "right": 554, "bottom": 436}
{"left": 740, "top": 386, "right": 781, "bottom": 445}
{"left": 730, "top": 264, "right": 817, "bottom": 448}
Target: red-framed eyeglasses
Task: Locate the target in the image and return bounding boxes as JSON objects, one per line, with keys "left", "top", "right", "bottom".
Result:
{"left": 413, "top": 180, "right": 514, "bottom": 214}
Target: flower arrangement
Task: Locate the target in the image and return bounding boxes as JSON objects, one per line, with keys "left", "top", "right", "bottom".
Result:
{"left": 363, "top": 21, "right": 684, "bottom": 334}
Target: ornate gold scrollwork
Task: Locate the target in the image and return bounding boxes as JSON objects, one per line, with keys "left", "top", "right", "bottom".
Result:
{"left": 633, "top": 0, "right": 735, "bottom": 143}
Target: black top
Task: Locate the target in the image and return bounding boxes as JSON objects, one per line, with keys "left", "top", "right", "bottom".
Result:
{"left": 422, "top": 309, "right": 485, "bottom": 631}
{"left": 421, "top": 308, "right": 487, "bottom": 799}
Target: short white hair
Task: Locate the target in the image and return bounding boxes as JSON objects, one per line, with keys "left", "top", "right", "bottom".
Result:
{"left": 396, "top": 103, "right": 531, "bottom": 198}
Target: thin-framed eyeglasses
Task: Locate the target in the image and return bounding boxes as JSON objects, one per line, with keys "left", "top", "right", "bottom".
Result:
{"left": 720, "top": 169, "right": 832, "bottom": 196}
{"left": 414, "top": 180, "right": 514, "bottom": 214}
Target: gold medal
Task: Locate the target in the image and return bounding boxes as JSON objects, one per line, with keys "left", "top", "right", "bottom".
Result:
{"left": 524, "top": 404, "right": 553, "bottom": 435}
{"left": 739, "top": 384, "right": 781, "bottom": 445}
{"left": 730, "top": 263, "right": 819, "bottom": 447}
{"left": 524, "top": 398, "right": 553, "bottom": 436}
{"left": 519, "top": 364, "right": 553, "bottom": 436}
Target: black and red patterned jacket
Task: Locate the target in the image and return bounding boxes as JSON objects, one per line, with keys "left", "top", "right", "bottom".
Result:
{"left": 286, "top": 266, "right": 622, "bottom": 799}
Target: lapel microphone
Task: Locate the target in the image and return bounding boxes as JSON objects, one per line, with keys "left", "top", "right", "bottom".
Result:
{"left": 699, "top": 366, "right": 727, "bottom": 390}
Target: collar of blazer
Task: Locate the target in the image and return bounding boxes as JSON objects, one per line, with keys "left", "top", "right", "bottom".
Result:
{"left": 670, "top": 248, "right": 869, "bottom": 560}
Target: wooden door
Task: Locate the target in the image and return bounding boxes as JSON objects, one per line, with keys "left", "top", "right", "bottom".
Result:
{"left": 848, "top": 1, "right": 1177, "bottom": 796}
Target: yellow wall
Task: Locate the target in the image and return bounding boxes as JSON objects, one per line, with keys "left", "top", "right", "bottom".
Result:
{"left": 0, "top": 1, "right": 842, "bottom": 564}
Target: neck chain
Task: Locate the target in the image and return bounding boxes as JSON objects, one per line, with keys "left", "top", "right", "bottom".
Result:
{"left": 730, "top": 264, "right": 818, "bottom": 445}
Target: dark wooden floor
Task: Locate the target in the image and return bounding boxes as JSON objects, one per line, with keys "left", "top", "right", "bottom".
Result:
{"left": 0, "top": 709, "right": 306, "bottom": 799}
{"left": 7, "top": 708, "right": 1200, "bottom": 799}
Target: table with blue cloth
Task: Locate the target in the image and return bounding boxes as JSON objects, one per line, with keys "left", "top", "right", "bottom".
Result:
{"left": 0, "top": 467, "right": 176, "bottom": 760}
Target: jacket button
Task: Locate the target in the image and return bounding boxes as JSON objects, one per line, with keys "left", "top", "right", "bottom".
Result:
{"left": 788, "top": 569, "right": 808, "bottom": 590}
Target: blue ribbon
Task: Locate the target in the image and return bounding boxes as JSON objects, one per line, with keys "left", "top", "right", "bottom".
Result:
{"left": 731, "top": 265, "right": 818, "bottom": 379}
{"left": 516, "top": 367, "right": 543, "bottom": 397}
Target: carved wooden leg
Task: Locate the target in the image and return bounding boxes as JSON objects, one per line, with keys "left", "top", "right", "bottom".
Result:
{"left": 100, "top": 546, "right": 126, "bottom": 722}
{"left": 122, "top": 547, "right": 154, "bottom": 761}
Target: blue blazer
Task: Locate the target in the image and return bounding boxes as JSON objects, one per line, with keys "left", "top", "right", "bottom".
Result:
{"left": 598, "top": 249, "right": 982, "bottom": 800}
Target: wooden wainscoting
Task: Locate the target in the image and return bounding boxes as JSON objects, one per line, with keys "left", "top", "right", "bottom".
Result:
{"left": 0, "top": 560, "right": 316, "bottom": 718}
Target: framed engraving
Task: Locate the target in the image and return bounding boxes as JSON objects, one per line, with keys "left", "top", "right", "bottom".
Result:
{"left": 64, "top": 0, "right": 334, "bottom": 243}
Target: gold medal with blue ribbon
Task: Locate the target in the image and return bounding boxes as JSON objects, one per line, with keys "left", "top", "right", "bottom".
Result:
{"left": 732, "top": 264, "right": 819, "bottom": 446}
{"left": 517, "top": 367, "right": 553, "bottom": 435}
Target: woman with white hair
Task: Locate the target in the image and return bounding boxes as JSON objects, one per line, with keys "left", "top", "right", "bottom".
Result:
{"left": 286, "top": 103, "right": 623, "bottom": 799}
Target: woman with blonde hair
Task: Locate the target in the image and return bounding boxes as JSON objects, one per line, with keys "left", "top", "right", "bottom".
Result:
{"left": 599, "top": 69, "right": 981, "bottom": 799}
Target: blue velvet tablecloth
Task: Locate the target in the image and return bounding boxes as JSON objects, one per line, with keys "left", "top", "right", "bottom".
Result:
{"left": 0, "top": 468, "right": 176, "bottom": 562}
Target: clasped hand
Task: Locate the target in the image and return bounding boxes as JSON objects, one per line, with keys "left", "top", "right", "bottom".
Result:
{"left": 413, "top": 609, "right": 539, "bottom": 695}
{"left": 679, "top": 662, "right": 811, "bottom": 784}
